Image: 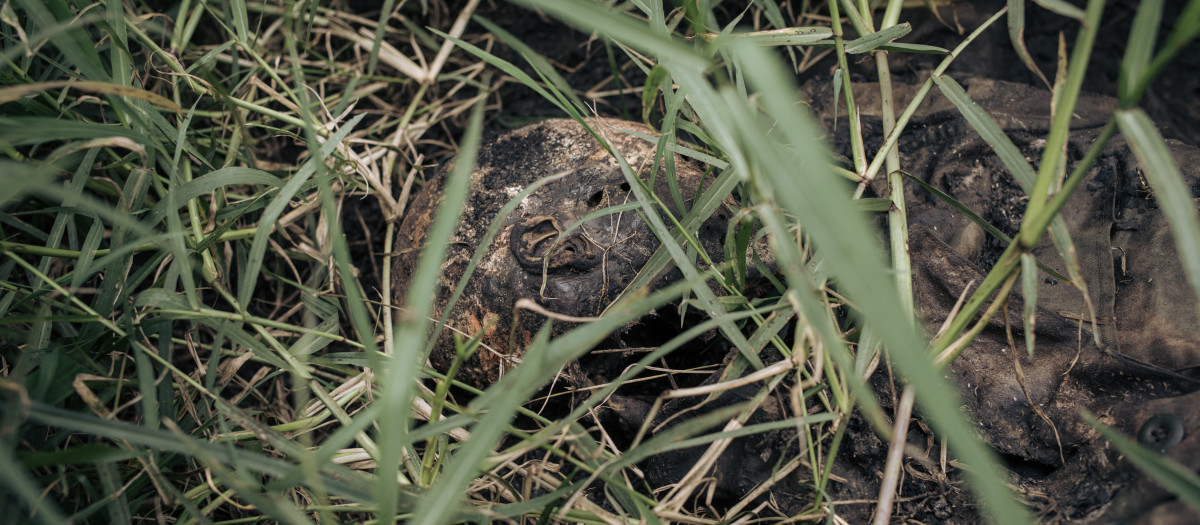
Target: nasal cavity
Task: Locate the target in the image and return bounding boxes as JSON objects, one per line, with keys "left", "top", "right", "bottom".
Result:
{"left": 518, "top": 217, "right": 561, "bottom": 258}
{"left": 509, "top": 215, "right": 598, "bottom": 273}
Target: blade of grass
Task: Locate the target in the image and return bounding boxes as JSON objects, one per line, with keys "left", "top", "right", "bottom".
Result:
{"left": 1115, "top": 109, "right": 1200, "bottom": 319}
{"left": 1020, "top": 253, "right": 1038, "bottom": 356}
{"left": 844, "top": 23, "right": 911, "bottom": 54}
{"left": 590, "top": 124, "right": 766, "bottom": 370}
{"left": 873, "top": 0, "right": 915, "bottom": 319}
{"left": 26, "top": 402, "right": 376, "bottom": 503}
{"left": 378, "top": 97, "right": 486, "bottom": 522}
{"left": 697, "top": 26, "right": 833, "bottom": 46}
{"left": 856, "top": 7, "right": 1010, "bottom": 191}
{"left": 0, "top": 446, "right": 68, "bottom": 524}
{"left": 0, "top": 80, "right": 182, "bottom": 112}
{"left": 1020, "top": 0, "right": 1104, "bottom": 242}
{"left": 234, "top": 114, "right": 364, "bottom": 307}
{"left": 0, "top": 117, "right": 156, "bottom": 149}
{"left": 931, "top": 118, "right": 1119, "bottom": 360}
{"left": 412, "top": 272, "right": 696, "bottom": 524}
{"left": 931, "top": 75, "right": 1037, "bottom": 185}
{"left": 146, "top": 167, "right": 283, "bottom": 225}
{"left": 229, "top": 0, "right": 249, "bottom": 43}
{"left": 1122, "top": 0, "right": 1200, "bottom": 108}
{"left": 429, "top": 30, "right": 578, "bottom": 118}
{"left": 14, "top": 0, "right": 109, "bottom": 81}
{"left": 1083, "top": 411, "right": 1200, "bottom": 512}
{"left": 934, "top": 0, "right": 1105, "bottom": 357}
{"left": 933, "top": 73, "right": 1098, "bottom": 340}
{"left": 474, "top": 16, "right": 589, "bottom": 116}
{"left": 904, "top": 173, "right": 1072, "bottom": 283}
{"left": 1118, "top": 0, "right": 1161, "bottom": 102}
{"left": 829, "top": 0, "right": 867, "bottom": 174}
{"left": 1032, "top": 0, "right": 1086, "bottom": 21}
{"left": 726, "top": 38, "right": 1031, "bottom": 524}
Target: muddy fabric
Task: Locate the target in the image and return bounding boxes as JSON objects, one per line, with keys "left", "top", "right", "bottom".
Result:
{"left": 911, "top": 229, "right": 1198, "bottom": 519}
{"left": 809, "top": 78, "right": 1200, "bottom": 371}
{"left": 805, "top": 79, "right": 1200, "bottom": 520}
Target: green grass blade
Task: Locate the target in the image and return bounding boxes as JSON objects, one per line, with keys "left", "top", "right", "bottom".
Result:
{"left": 474, "top": 16, "right": 590, "bottom": 115}
{"left": 932, "top": 75, "right": 1038, "bottom": 187}
{"left": 509, "top": 0, "right": 707, "bottom": 73}
{"left": 1007, "top": 0, "right": 1052, "bottom": 89}
{"left": 0, "top": 161, "right": 59, "bottom": 209}
{"left": 1118, "top": 0, "right": 1162, "bottom": 103}
{"left": 603, "top": 146, "right": 739, "bottom": 310}
{"left": 844, "top": 23, "right": 911, "bottom": 54}
{"left": 14, "top": 0, "right": 108, "bottom": 81}
{"left": 409, "top": 324, "right": 554, "bottom": 525}
{"left": 412, "top": 274, "right": 693, "bottom": 524}
{"left": 1115, "top": 109, "right": 1200, "bottom": 320}
{"left": 26, "top": 402, "right": 376, "bottom": 503}
{"left": 96, "top": 461, "right": 132, "bottom": 525}
{"left": 0, "top": 117, "right": 154, "bottom": 149}
{"left": 229, "top": 0, "right": 250, "bottom": 43}
{"left": 235, "top": 114, "right": 364, "bottom": 307}
{"left": 859, "top": 7, "right": 1009, "bottom": 185}
{"left": 933, "top": 73, "right": 1094, "bottom": 331}
{"left": 725, "top": 39, "right": 1032, "bottom": 524}
{"left": 1032, "top": 0, "right": 1087, "bottom": 21}
{"left": 0, "top": 446, "right": 68, "bottom": 524}
{"left": 698, "top": 27, "right": 833, "bottom": 46}
{"left": 1020, "top": 0, "right": 1104, "bottom": 244}
{"left": 429, "top": 30, "right": 575, "bottom": 117}
{"left": 16, "top": 445, "right": 139, "bottom": 467}
{"left": 379, "top": 98, "right": 486, "bottom": 522}
{"left": 1083, "top": 411, "right": 1200, "bottom": 512}
{"left": 1122, "top": 0, "right": 1199, "bottom": 107}
{"left": 1020, "top": 253, "right": 1038, "bottom": 357}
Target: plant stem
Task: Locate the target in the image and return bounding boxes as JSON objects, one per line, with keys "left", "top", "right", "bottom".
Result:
{"left": 1023, "top": 0, "right": 1105, "bottom": 228}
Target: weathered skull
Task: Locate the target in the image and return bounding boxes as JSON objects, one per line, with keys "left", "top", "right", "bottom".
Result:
{"left": 392, "top": 118, "right": 754, "bottom": 388}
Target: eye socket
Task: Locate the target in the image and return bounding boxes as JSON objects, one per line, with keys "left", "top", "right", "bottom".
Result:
{"left": 587, "top": 190, "right": 604, "bottom": 208}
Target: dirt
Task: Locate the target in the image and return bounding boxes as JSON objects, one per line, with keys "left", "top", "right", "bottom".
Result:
{"left": 384, "top": 1, "right": 1200, "bottom": 522}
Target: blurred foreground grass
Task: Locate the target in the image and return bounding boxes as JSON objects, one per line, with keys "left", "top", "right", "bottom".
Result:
{"left": 1, "top": 0, "right": 1198, "bottom": 523}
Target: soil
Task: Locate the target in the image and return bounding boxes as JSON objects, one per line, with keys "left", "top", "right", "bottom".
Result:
{"left": 383, "top": 1, "right": 1200, "bottom": 522}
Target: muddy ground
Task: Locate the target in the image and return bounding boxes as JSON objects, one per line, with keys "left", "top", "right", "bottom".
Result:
{"left": 379, "top": 1, "right": 1200, "bottom": 522}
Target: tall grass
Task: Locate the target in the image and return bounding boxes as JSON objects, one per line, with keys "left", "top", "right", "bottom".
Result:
{"left": 1, "top": 0, "right": 1198, "bottom": 523}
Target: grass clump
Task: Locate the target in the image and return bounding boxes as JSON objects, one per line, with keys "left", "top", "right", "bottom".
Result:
{"left": 2, "top": 0, "right": 1199, "bottom": 523}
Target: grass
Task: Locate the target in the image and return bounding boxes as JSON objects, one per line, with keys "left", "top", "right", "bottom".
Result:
{"left": 1, "top": 0, "right": 1199, "bottom": 523}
